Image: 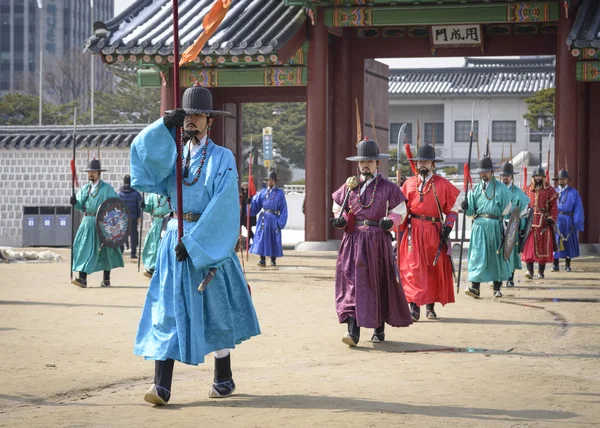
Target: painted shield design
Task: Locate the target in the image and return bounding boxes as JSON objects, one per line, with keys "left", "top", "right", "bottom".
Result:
{"left": 503, "top": 207, "right": 521, "bottom": 261}
{"left": 95, "top": 198, "right": 131, "bottom": 248}
{"left": 518, "top": 207, "right": 534, "bottom": 254}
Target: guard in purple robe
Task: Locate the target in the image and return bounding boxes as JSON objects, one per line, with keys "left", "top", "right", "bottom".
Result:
{"left": 331, "top": 137, "right": 412, "bottom": 347}
{"left": 552, "top": 169, "right": 584, "bottom": 272}
{"left": 249, "top": 171, "right": 288, "bottom": 267}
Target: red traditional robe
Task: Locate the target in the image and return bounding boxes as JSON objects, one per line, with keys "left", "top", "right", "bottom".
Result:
{"left": 522, "top": 182, "right": 558, "bottom": 263}
{"left": 400, "top": 175, "right": 460, "bottom": 306}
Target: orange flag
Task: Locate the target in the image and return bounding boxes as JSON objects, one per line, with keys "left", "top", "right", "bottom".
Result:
{"left": 179, "top": 0, "right": 231, "bottom": 66}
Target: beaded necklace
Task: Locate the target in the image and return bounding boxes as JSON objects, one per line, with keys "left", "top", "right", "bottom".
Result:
{"left": 481, "top": 178, "right": 496, "bottom": 201}
{"left": 265, "top": 186, "right": 276, "bottom": 200}
{"left": 354, "top": 175, "right": 380, "bottom": 209}
{"left": 182, "top": 136, "right": 209, "bottom": 187}
{"left": 558, "top": 187, "right": 568, "bottom": 205}
{"left": 88, "top": 181, "right": 100, "bottom": 198}
{"left": 415, "top": 175, "right": 434, "bottom": 202}
{"left": 156, "top": 194, "right": 168, "bottom": 207}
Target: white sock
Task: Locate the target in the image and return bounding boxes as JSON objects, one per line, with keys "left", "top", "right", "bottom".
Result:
{"left": 214, "top": 349, "right": 230, "bottom": 359}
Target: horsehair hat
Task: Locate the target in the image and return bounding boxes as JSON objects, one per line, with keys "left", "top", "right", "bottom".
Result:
{"left": 165, "top": 82, "right": 231, "bottom": 116}
{"left": 85, "top": 158, "right": 107, "bottom": 172}
{"left": 266, "top": 171, "right": 278, "bottom": 181}
{"left": 346, "top": 137, "right": 390, "bottom": 161}
{"left": 498, "top": 161, "right": 517, "bottom": 175}
{"left": 472, "top": 155, "right": 495, "bottom": 174}
{"left": 532, "top": 166, "right": 546, "bottom": 177}
{"left": 553, "top": 169, "right": 570, "bottom": 180}
{"left": 407, "top": 143, "right": 444, "bottom": 162}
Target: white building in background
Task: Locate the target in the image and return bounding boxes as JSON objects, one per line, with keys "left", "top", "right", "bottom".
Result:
{"left": 388, "top": 56, "right": 556, "bottom": 170}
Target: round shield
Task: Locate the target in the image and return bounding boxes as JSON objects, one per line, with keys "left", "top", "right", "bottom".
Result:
{"left": 95, "top": 198, "right": 131, "bottom": 248}
{"left": 503, "top": 207, "right": 521, "bottom": 261}
{"left": 518, "top": 207, "right": 535, "bottom": 254}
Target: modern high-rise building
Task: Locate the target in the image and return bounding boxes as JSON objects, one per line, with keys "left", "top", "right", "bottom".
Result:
{"left": 0, "top": 0, "right": 114, "bottom": 101}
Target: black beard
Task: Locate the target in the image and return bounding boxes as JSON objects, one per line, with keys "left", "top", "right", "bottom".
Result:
{"left": 481, "top": 176, "right": 490, "bottom": 182}
{"left": 184, "top": 129, "right": 200, "bottom": 138}
{"left": 419, "top": 168, "right": 429, "bottom": 176}
{"left": 535, "top": 179, "right": 543, "bottom": 186}
{"left": 559, "top": 184, "right": 566, "bottom": 188}
{"left": 502, "top": 179, "right": 510, "bottom": 185}
{"left": 361, "top": 171, "right": 374, "bottom": 179}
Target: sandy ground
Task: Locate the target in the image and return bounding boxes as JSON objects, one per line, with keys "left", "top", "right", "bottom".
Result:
{"left": 0, "top": 248, "right": 599, "bottom": 428}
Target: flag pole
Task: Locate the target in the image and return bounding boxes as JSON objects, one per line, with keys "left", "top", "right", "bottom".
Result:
{"left": 171, "top": 0, "right": 184, "bottom": 241}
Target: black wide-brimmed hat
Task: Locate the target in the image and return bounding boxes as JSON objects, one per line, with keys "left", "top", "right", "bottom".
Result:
{"left": 532, "top": 167, "right": 545, "bottom": 177}
{"left": 407, "top": 143, "right": 443, "bottom": 162}
{"left": 498, "top": 161, "right": 517, "bottom": 176}
{"left": 166, "top": 83, "right": 230, "bottom": 116}
{"left": 472, "top": 156, "right": 495, "bottom": 174}
{"left": 85, "top": 158, "right": 107, "bottom": 172}
{"left": 552, "top": 169, "right": 570, "bottom": 180}
{"left": 266, "top": 171, "right": 277, "bottom": 181}
{"left": 346, "top": 138, "right": 390, "bottom": 161}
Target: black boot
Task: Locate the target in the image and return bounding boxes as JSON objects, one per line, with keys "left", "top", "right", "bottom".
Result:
{"left": 552, "top": 258, "right": 559, "bottom": 272}
{"left": 72, "top": 272, "right": 87, "bottom": 288}
{"left": 426, "top": 303, "right": 437, "bottom": 319}
{"left": 565, "top": 258, "right": 572, "bottom": 272}
{"left": 270, "top": 257, "right": 276, "bottom": 267}
{"left": 526, "top": 263, "right": 534, "bottom": 279}
{"left": 465, "top": 282, "right": 480, "bottom": 299}
{"left": 493, "top": 281, "right": 502, "bottom": 298}
{"left": 209, "top": 353, "right": 235, "bottom": 398}
{"left": 409, "top": 302, "right": 421, "bottom": 321}
{"left": 342, "top": 316, "right": 360, "bottom": 347}
{"left": 100, "top": 270, "right": 111, "bottom": 287}
{"left": 144, "top": 359, "right": 174, "bottom": 405}
{"left": 506, "top": 272, "right": 515, "bottom": 287}
{"left": 537, "top": 264, "right": 546, "bottom": 279}
{"left": 257, "top": 256, "right": 266, "bottom": 267}
{"left": 371, "top": 324, "right": 385, "bottom": 343}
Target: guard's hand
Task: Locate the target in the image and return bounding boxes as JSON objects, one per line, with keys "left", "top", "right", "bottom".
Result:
{"left": 461, "top": 200, "right": 468, "bottom": 211}
{"left": 175, "top": 241, "right": 189, "bottom": 262}
{"left": 163, "top": 108, "right": 186, "bottom": 130}
{"left": 69, "top": 195, "right": 77, "bottom": 206}
{"left": 330, "top": 217, "right": 347, "bottom": 229}
{"left": 440, "top": 224, "right": 452, "bottom": 240}
{"left": 546, "top": 217, "right": 555, "bottom": 227}
{"left": 247, "top": 199, "right": 252, "bottom": 205}
{"left": 140, "top": 200, "right": 146, "bottom": 210}
{"left": 379, "top": 217, "right": 394, "bottom": 231}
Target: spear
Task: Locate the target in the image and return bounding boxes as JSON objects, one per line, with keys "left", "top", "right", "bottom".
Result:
{"left": 456, "top": 102, "right": 475, "bottom": 294}
{"left": 69, "top": 107, "right": 77, "bottom": 280}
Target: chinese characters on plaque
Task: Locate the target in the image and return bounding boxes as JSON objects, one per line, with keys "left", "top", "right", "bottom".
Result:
{"left": 430, "top": 25, "right": 483, "bottom": 48}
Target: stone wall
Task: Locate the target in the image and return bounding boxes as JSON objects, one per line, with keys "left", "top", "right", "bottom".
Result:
{"left": 0, "top": 148, "right": 133, "bottom": 247}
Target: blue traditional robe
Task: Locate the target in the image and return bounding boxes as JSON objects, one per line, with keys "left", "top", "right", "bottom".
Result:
{"left": 141, "top": 193, "right": 171, "bottom": 272}
{"left": 465, "top": 178, "right": 512, "bottom": 282}
{"left": 72, "top": 180, "right": 124, "bottom": 274}
{"left": 249, "top": 187, "right": 288, "bottom": 258}
{"left": 130, "top": 119, "right": 260, "bottom": 365}
{"left": 554, "top": 185, "right": 584, "bottom": 259}
{"left": 504, "top": 183, "right": 531, "bottom": 273}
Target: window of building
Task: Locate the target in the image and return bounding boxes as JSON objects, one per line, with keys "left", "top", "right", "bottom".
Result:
{"left": 529, "top": 126, "right": 553, "bottom": 143}
{"left": 424, "top": 123, "right": 444, "bottom": 144}
{"left": 390, "top": 122, "right": 413, "bottom": 145}
{"left": 492, "top": 121, "right": 516, "bottom": 142}
{"left": 454, "top": 120, "right": 479, "bottom": 142}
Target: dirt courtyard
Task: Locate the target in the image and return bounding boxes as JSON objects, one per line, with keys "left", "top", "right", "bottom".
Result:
{"left": 1, "top": 249, "right": 599, "bottom": 427}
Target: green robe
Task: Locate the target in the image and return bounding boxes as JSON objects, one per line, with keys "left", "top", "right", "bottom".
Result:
{"left": 505, "top": 184, "right": 531, "bottom": 273}
{"left": 72, "top": 180, "right": 125, "bottom": 274}
{"left": 466, "top": 178, "right": 511, "bottom": 282}
{"left": 141, "top": 193, "right": 171, "bottom": 272}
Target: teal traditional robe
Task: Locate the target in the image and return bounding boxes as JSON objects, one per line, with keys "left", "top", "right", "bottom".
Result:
{"left": 505, "top": 183, "right": 531, "bottom": 273}
{"left": 142, "top": 193, "right": 171, "bottom": 272}
{"left": 72, "top": 180, "right": 125, "bottom": 274}
{"left": 130, "top": 119, "right": 260, "bottom": 365}
{"left": 465, "top": 178, "right": 512, "bottom": 282}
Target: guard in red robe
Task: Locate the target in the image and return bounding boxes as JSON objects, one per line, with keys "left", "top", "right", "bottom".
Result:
{"left": 521, "top": 167, "right": 558, "bottom": 279}
{"left": 400, "top": 144, "right": 459, "bottom": 321}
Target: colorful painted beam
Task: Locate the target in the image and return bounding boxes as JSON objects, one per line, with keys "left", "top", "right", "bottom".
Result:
{"left": 137, "top": 67, "right": 308, "bottom": 88}
{"left": 576, "top": 61, "right": 600, "bottom": 82}
{"left": 324, "top": 2, "right": 559, "bottom": 26}
{"left": 286, "top": 0, "right": 522, "bottom": 4}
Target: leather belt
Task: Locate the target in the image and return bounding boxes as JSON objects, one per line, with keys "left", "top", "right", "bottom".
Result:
{"left": 354, "top": 219, "right": 379, "bottom": 227}
{"left": 153, "top": 214, "right": 167, "bottom": 218}
{"left": 476, "top": 214, "right": 501, "bottom": 220}
{"left": 410, "top": 214, "right": 441, "bottom": 223}
{"left": 559, "top": 211, "right": 573, "bottom": 216}
{"left": 172, "top": 213, "right": 201, "bottom": 222}
{"left": 264, "top": 209, "right": 280, "bottom": 215}
{"left": 84, "top": 212, "right": 96, "bottom": 217}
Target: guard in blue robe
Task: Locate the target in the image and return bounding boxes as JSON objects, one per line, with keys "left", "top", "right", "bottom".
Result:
{"left": 130, "top": 85, "right": 260, "bottom": 406}
{"left": 249, "top": 171, "right": 288, "bottom": 267}
{"left": 552, "top": 169, "right": 584, "bottom": 272}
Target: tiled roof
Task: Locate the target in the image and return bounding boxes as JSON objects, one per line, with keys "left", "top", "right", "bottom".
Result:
{"left": 0, "top": 125, "right": 146, "bottom": 150}
{"left": 465, "top": 56, "right": 555, "bottom": 68}
{"left": 567, "top": 0, "right": 600, "bottom": 49}
{"left": 389, "top": 64, "right": 555, "bottom": 96}
{"left": 84, "top": 0, "right": 305, "bottom": 58}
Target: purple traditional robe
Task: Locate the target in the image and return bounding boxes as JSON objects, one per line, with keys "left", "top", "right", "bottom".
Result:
{"left": 332, "top": 176, "right": 413, "bottom": 328}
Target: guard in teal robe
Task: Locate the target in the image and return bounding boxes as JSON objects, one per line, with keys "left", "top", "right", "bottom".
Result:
{"left": 499, "top": 162, "right": 530, "bottom": 287}
{"left": 462, "top": 156, "right": 511, "bottom": 299}
{"left": 70, "top": 158, "right": 124, "bottom": 288}
{"left": 141, "top": 193, "right": 171, "bottom": 278}
{"left": 130, "top": 85, "right": 260, "bottom": 406}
